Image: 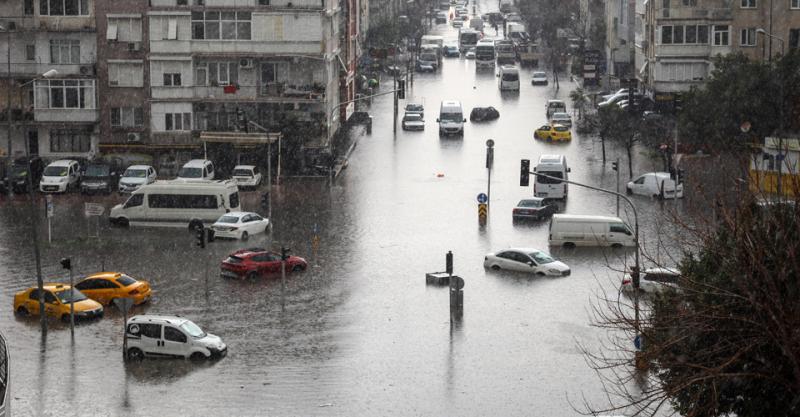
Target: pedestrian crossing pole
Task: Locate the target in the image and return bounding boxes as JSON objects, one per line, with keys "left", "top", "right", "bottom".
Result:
{"left": 486, "top": 139, "right": 494, "bottom": 214}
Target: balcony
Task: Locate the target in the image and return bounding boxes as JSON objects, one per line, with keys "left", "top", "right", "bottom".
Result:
{"left": 151, "top": 84, "right": 327, "bottom": 102}
{"left": 657, "top": 7, "right": 732, "bottom": 21}
{"left": 34, "top": 108, "right": 98, "bottom": 123}
{"left": 0, "top": 63, "right": 96, "bottom": 78}
{"left": 149, "top": 39, "right": 325, "bottom": 56}
{"left": 655, "top": 43, "right": 732, "bottom": 58}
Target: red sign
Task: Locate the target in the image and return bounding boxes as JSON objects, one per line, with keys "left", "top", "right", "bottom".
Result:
{"left": 223, "top": 85, "right": 238, "bottom": 94}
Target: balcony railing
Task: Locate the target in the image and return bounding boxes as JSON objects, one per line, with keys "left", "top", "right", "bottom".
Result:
{"left": 151, "top": 84, "right": 327, "bottom": 101}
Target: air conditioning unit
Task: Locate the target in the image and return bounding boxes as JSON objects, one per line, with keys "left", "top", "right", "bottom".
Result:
{"left": 128, "top": 42, "right": 141, "bottom": 51}
{"left": 127, "top": 132, "right": 141, "bottom": 142}
{"left": 239, "top": 58, "right": 254, "bottom": 69}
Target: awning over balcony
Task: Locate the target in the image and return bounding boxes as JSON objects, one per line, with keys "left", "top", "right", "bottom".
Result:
{"left": 199, "top": 131, "right": 282, "bottom": 145}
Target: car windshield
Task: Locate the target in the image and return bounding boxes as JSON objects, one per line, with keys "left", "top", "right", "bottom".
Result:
{"left": 11, "top": 166, "right": 28, "bottom": 176}
{"left": 554, "top": 126, "right": 569, "bottom": 132}
{"left": 85, "top": 165, "right": 110, "bottom": 177}
{"left": 233, "top": 169, "right": 253, "bottom": 177}
{"left": 123, "top": 169, "right": 147, "bottom": 178}
{"left": 529, "top": 251, "right": 555, "bottom": 264}
{"left": 552, "top": 113, "right": 569, "bottom": 119}
{"left": 405, "top": 114, "right": 422, "bottom": 121}
{"left": 502, "top": 73, "right": 519, "bottom": 81}
{"left": 178, "top": 167, "right": 203, "bottom": 178}
{"left": 180, "top": 321, "right": 206, "bottom": 338}
{"left": 116, "top": 274, "right": 137, "bottom": 286}
{"left": 217, "top": 215, "right": 240, "bottom": 224}
{"left": 55, "top": 288, "right": 88, "bottom": 304}
{"left": 405, "top": 104, "right": 424, "bottom": 112}
{"left": 44, "top": 166, "right": 68, "bottom": 177}
{"left": 420, "top": 53, "right": 437, "bottom": 61}
{"left": 533, "top": 72, "right": 546, "bottom": 78}
{"left": 538, "top": 171, "right": 563, "bottom": 184}
{"left": 441, "top": 112, "right": 463, "bottom": 122}
{"left": 518, "top": 199, "right": 542, "bottom": 207}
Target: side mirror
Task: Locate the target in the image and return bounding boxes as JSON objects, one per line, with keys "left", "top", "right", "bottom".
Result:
{"left": 528, "top": 261, "right": 535, "bottom": 266}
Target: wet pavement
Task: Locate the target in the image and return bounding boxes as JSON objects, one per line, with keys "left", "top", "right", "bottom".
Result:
{"left": 0, "top": 5, "right": 689, "bottom": 417}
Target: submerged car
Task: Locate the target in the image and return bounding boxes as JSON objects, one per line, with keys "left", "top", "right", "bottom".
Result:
{"left": 220, "top": 248, "right": 308, "bottom": 279}
{"left": 512, "top": 198, "right": 558, "bottom": 221}
{"left": 14, "top": 284, "right": 104, "bottom": 321}
{"left": 443, "top": 44, "right": 460, "bottom": 57}
{"left": 484, "top": 248, "right": 571, "bottom": 276}
{"left": 534, "top": 124, "right": 572, "bottom": 141}
{"left": 626, "top": 172, "right": 684, "bottom": 199}
{"left": 211, "top": 211, "right": 270, "bottom": 240}
{"left": 402, "top": 112, "right": 425, "bottom": 131}
{"left": 469, "top": 106, "right": 500, "bottom": 122}
{"left": 531, "top": 71, "right": 548, "bottom": 85}
{"left": 232, "top": 165, "right": 263, "bottom": 189}
{"left": 621, "top": 267, "right": 680, "bottom": 293}
{"left": 549, "top": 112, "right": 573, "bottom": 128}
{"left": 75, "top": 272, "right": 152, "bottom": 306}
{"left": 125, "top": 315, "right": 227, "bottom": 361}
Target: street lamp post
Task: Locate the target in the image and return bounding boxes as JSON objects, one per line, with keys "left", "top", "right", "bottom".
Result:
{"left": 2, "top": 24, "right": 13, "bottom": 196}
{"left": 755, "top": 28, "right": 786, "bottom": 196}
{"left": 756, "top": 28, "right": 785, "bottom": 63}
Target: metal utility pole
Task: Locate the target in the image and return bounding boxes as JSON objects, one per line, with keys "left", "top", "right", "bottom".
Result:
{"left": 393, "top": 54, "right": 399, "bottom": 134}
{"left": 613, "top": 159, "right": 620, "bottom": 216}
{"left": 60, "top": 258, "right": 74, "bottom": 337}
{"left": 485, "top": 139, "right": 494, "bottom": 213}
{"left": 23, "top": 135, "right": 46, "bottom": 333}
{"left": 3, "top": 25, "right": 12, "bottom": 196}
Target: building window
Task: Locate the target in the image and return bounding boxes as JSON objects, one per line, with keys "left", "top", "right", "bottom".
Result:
{"left": 661, "top": 25, "right": 708, "bottom": 44}
{"left": 657, "top": 62, "right": 708, "bottom": 81}
{"left": 163, "top": 73, "right": 182, "bottom": 86}
{"left": 713, "top": 25, "right": 729, "bottom": 46}
{"left": 25, "top": 45, "right": 36, "bottom": 61}
{"left": 24, "top": 0, "right": 34, "bottom": 15}
{"left": 165, "top": 113, "right": 192, "bottom": 131}
{"left": 740, "top": 0, "right": 756, "bottom": 7}
{"left": 39, "top": 0, "right": 89, "bottom": 15}
{"left": 49, "top": 39, "right": 80, "bottom": 64}
{"left": 111, "top": 107, "right": 144, "bottom": 127}
{"left": 108, "top": 62, "right": 144, "bottom": 87}
{"left": 191, "top": 11, "right": 251, "bottom": 40}
{"left": 790, "top": 29, "right": 799, "bottom": 49}
{"left": 682, "top": 0, "right": 696, "bottom": 5}
{"left": 50, "top": 129, "right": 90, "bottom": 153}
{"left": 740, "top": 28, "right": 756, "bottom": 46}
{"left": 34, "top": 80, "right": 95, "bottom": 109}
{"left": 107, "top": 18, "right": 143, "bottom": 42}
{"left": 208, "top": 62, "right": 238, "bottom": 85}
{"left": 793, "top": 0, "right": 800, "bottom": 9}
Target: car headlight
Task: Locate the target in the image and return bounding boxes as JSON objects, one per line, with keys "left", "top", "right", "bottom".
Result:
{"left": 548, "top": 269, "right": 562, "bottom": 274}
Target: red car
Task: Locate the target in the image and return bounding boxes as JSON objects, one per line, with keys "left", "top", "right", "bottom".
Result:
{"left": 220, "top": 248, "right": 308, "bottom": 279}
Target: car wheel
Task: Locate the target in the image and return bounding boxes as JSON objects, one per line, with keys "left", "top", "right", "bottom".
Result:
{"left": 536, "top": 272, "right": 546, "bottom": 276}
{"left": 292, "top": 264, "right": 305, "bottom": 272}
{"left": 611, "top": 243, "right": 623, "bottom": 249}
{"left": 491, "top": 265, "right": 501, "bottom": 270}
{"left": 108, "top": 298, "right": 116, "bottom": 308}
{"left": 117, "top": 217, "right": 130, "bottom": 228}
{"left": 190, "top": 352, "right": 206, "bottom": 362}
{"left": 16, "top": 306, "right": 29, "bottom": 316}
{"left": 127, "top": 347, "right": 144, "bottom": 361}
{"left": 241, "top": 231, "right": 249, "bottom": 241}
{"left": 246, "top": 271, "right": 259, "bottom": 281}
{"left": 563, "top": 242, "right": 576, "bottom": 249}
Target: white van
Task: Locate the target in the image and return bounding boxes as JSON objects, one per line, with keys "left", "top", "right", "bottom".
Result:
{"left": 533, "top": 154, "right": 570, "bottom": 199}
{"left": 498, "top": 65, "right": 520, "bottom": 90}
{"left": 125, "top": 315, "right": 227, "bottom": 361}
{"left": 109, "top": 179, "right": 241, "bottom": 229}
{"left": 39, "top": 159, "right": 81, "bottom": 193}
{"left": 627, "top": 172, "right": 684, "bottom": 199}
{"left": 437, "top": 100, "right": 466, "bottom": 136}
{"left": 177, "top": 159, "right": 215, "bottom": 181}
{"left": 548, "top": 214, "right": 636, "bottom": 248}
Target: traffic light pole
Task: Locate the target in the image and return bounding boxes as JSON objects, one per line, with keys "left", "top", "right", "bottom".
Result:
{"left": 615, "top": 158, "right": 620, "bottom": 217}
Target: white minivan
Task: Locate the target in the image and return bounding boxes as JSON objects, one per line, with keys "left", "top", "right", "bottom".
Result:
{"left": 39, "top": 160, "right": 81, "bottom": 193}
{"left": 109, "top": 179, "right": 241, "bottom": 229}
{"left": 549, "top": 214, "right": 636, "bottom": 248}
{"left": 125, "top": 314, "right": 227, "bottom": 361}
{"left": 437, "top": 100, "right": 466, "bottom": 136}
{"left": 627, "top": 172, "right": 684, "bottom": 199}
{"left": 498, "top": 65, "right": 520, "bottom": 91}
{"left": 533, "top": 154, "right": 570, "bottom": 200}
{"left": 177, "top": 159, "right": 215, "bottom": 181}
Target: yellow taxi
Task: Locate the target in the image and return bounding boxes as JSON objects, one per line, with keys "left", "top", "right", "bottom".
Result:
{"left": 534, "top": 124, "right": 572, "bottom": 142}
{"left": 74, "top": 272, "right": 152, "bottom": 306}
{"left": 13, "top": 284, "right": 104, "bottom": 321}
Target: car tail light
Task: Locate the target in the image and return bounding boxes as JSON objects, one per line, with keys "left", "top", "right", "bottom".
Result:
{"left": 129, "top": 289, "right": 140, "bottom": 295}
{"left": 513, "top": 209, "right": 520, "bottom": 214}
{"left": 622, "top": 279, "right": 631, "bottom": 286}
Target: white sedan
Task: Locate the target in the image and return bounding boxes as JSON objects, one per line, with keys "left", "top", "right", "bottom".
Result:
{"left": 483, "top": 248, "right": 571, "bottom": 276}
{"left": 211, "top": 212, "right": 269, "bottom": 240}
{"left": 621, "top": 267, "right": 680, "bottom": 293}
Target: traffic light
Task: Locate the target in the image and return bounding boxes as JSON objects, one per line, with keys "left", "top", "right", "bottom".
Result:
{"left": 445, "top": 251, "right": 453, "bottom": 275}
{"left": 611, "top": 161, "right": 618, "bottom": 171}
{"left": 60, "top": 257, "right": 71, "bottom": 270}
{"left": 520, "top": 159, "right": 530, "bottom": 186}
{"left": 281, "top": 247, "right": 291, "bottom": 261}
{"left": 195, "top": 226, "right": 205, "bottom": 249}
{"left": 397, "top": 79, "right": 406, "bottom": 99}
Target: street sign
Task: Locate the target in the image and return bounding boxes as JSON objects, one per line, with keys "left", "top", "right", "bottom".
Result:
{"left": 113, "top": 297, "right": 134, "bottom": 313}
{"left": 84, "top": 203, "right": 105, "bottom": 217}
{"left": 45, "top": 195, "right": 54, "bottom": 218}
{"left": 485, "top": 139, "right": 494, "bottom": 148}
{"left": 450, "top": 275, "right": 464, "bottom": 290}
{"left": 478, "top": 203, "right": 488, "bottom": 222}
{"left": 477, "top": 193, "right": 488, "bottom": 203}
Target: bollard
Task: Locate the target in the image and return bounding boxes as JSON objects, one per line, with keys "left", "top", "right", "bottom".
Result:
{"left": 450, "top": 276, "right": 464, "bottom": 322}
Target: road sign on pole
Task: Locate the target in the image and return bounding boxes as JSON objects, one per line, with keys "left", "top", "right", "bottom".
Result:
{"left": 478, "top": 203, "right": 488, "bottom": 225}
{"left": 476, "top": 193, "right": 488, "bottom": 204}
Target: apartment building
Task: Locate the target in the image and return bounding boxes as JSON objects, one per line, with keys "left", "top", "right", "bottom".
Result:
{"left": 605, "top": 0, "right": 636, "bottom": 84}
{"left": 636, "top": 0, "right": 799, "bottom": 111}
{"left": 1, "top": 0, "right": 99, "bottom": 161}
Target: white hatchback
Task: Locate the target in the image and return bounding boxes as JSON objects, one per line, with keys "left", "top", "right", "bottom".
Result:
{"left": 484, "top": 248, "right": 571, "bottom": 276}
{"left": 232, "top": 165, "right": 262, "bottom": 189}
{"left": 211, "top": 211, "right": 270, "bottom": 240}
{"left": 125, "top": 314, "right": 227, "bottom": 361}
{"left": 118, "top": 165, "right": 157, "bottom": 193}
{"left": 621, "top": 267, "right": 680, "bottom": 294}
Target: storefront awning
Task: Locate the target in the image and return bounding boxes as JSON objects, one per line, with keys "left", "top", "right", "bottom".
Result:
{"left": 199, "top": 131, "right": 281, "bottom": 145}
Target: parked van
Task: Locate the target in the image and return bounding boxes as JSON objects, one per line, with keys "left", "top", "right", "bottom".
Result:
{"left": 546, "top": 99, "right": 567, "bottom": 118}
{"left": 125, "top": 314, "right": 227, "bottom": 361}
{"left": 437, "top": 100, "right": 466, "bottom": 136}
{"left": 109, "top": 179, "right": 241, "bottom": 229}
{"left": 39, "top": 160, "right": 82, "bottom": 193}
{"left": 498, "top": 65, "right": 520, "bottom": 91}
{"left": 177, "top": 159, "right": 215, "bottom": 181}
{"left": 548, "top": 214, "right": 636, "bottom": 248}
{"left": 533, "top": 154, "right": 570, "bottom": 199}
{"left": 626, "top": 172, "right": 684, "bottom": 199}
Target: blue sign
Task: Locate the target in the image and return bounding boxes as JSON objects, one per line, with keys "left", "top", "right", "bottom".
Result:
{"left": 634, "top": 334, "right": 643, "bottom": 351}
{"left": 477, "top": 193, "right": 488, "bottom": 203}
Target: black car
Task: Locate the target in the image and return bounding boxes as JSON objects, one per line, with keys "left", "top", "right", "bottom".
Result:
{"left": 469, "top": 106, "right": 500, "bottom": 122}
{"left": 80, "top": 161, "right": 121, "bottom": 194}
{"left": 7, "top": 156, "right": 45, "bottom": 193}
{"left": 512, "top": 198, "right": 558, "bottom": 221}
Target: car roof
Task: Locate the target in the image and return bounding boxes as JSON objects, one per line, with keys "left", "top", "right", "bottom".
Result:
{"left": 38, "top": 283, "right": 72, "bottom": 291}
{"left": 127, "top": 165, "right": 152, "bottom": 170}
{"left": 644, "top": 267, "right": 680, "bottom": 275}
{"left": 547, "top": 100, "right": 565, "bottom": 105}
{"left": 128, "top": 314, "right": 190, "bottom": 326}
{"left": 518, "top": 197, "right": 545, "bottom": 203}
{"left": 48, "top": 159, "right": 78, "bottom": 167}
{"left": 183, "top": 159, "right": 212, "bottom": 167}
{"left": 220, "top": 211, "right": 256, "bottom": 219}
{"left": 500, "top": 247, "right": 547, "bottom": 253}
{"left": 553, "top": 214, "right": 624, "bottom": 222}
{"left": 533, "top": 71, "right": 547, "bottom": 76}
{"left": 234, "top": 165, "right": 256, "bottom": 170}
{"left": 85, "top": 271, "right": 127, "bottom": 280}
{"left": 551, "top": 112, "right": 570, "bottom": 117}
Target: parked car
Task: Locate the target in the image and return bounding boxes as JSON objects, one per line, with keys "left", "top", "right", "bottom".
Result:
{"left": 14, "top": 283, "right": 104, "bottom": 321}
{"left": 118, "top": 165, "right": 157, "bottom": 194}
{"left": 626, "top": 172, "right": 684, "bottom": 199}
{"left": 484, "top": 248, "right": 571, "bottom": 276}
{"left": 621, "top": 267, "right": 680, "bottom": 294}
{"left": 231, "top": 165, "right": 262, "bottom": 189}
{"left": 512, "top": 198, "right": 558, "bottom": 221}
{"left": 74, "top": 272, "right": 152, "bottom": 306}
{"left": 443, "top": 44, "right": 460, "bottom": 57}
{"left": 598, "top": 93, "right": 643, "bottom": 108}
{"left": 402, "top": 112, "right": 425, "bottom": 131}
{"left": 7, "top": 156, "right": 45, "bottom": 193}
{"left": 469, "top": 106, "right": 500, "bottom": 122}
{"left": 210, "top": 211, "right": 270, "bottom": 240}
{"left": 39, "top": 159, "right": 82, "bottom": 193}
{"left": 602, "top": 88, "right": 628, "bottom": 101}
{"left": 435, "top": 11, "right": 448, "bottom": 23}
{"left": 220, "top": 248, "right": 308, "bottom": 280}
{"left": 80, "top": 161, "right": 120, "bottom": 194}
{"left": 534, "top": 124, "right": 572, "bottom": 141}
{"left": 125, "top": 315, "right": 227, "bottom": 361}
{"left": 452, "top": 19, "right": 463, "bottom": 28}
{"left": 531, "top": 71, "right": 548, "bottom": 85}
{"left": 465, "top": 47, "right": 476, "bottom": 59}
{"left": 178, "top": 159, "right": 215, "bottom": 181}
{"left": 549, "top": 112, "right": 573, "bottom": 128}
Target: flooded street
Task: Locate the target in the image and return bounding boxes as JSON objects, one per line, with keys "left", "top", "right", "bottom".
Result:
{"left": 0, "top": 8, "right": 688, "bottom": 417}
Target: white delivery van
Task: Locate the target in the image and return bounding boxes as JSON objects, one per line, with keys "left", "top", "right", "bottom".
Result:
{"left": 548, "top": 214, "right": 636, "bottom": 248}
{"left": 109, "top": 179, "right": 241, "bottom": 229}
{"left": 626, "top": 172, "right": 684, "bottom": 199}
{"left": 437, "top": 100, "right": 466, "bottom": 136}
{"left": 533, "top": 154, "right": 570, "bottom": 199}
{"left": 125, "top": 315, "right": 227, "bottom": 361}
{"left": 420, "top": 35, "right": 444, "bottom": 52}
{"left": 498, "top": 65, "right": 520, "bottom": 90}
{"left": 475, "top": 40, "right": 496, "bottom": 68}
{"left": 39, "top": 159, "right": 81, "bottom": 193}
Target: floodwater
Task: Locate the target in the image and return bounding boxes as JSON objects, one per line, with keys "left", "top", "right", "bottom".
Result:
{"left": 0, "top": 4, "right": 690, "bottom": 417}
